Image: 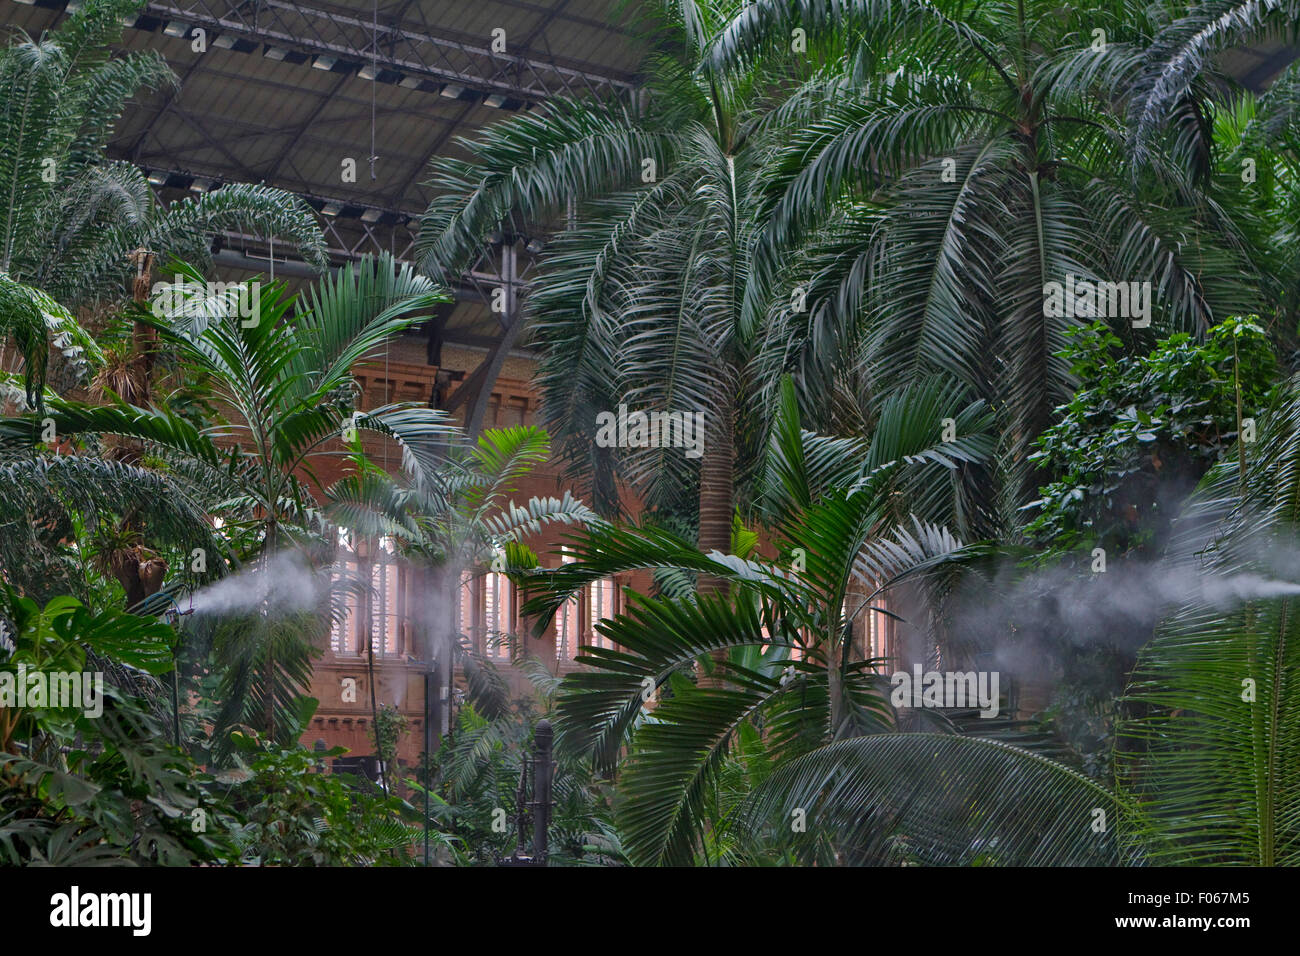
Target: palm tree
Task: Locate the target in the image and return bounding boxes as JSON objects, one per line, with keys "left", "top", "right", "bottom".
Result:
{"left": 1128, "top": 0, "right": 1300, "bottom": 172}
{"left": 417, "top": 0, "right": 880, "bottom": 589}
{"left": 706, "top": 0, "right": 1269, "bottom": 512}
{"left": 528, "top": 371, "right": 1300, "bottom": 865}
{"left": 0, "top": 452, "right": 225, "bottom": 609}
{"left": 0, "top": 253, "right": 451, "bottom": 744}
{"left": 0, "top": 0, "right": 325, "bottom": 401}
{"left": 516, "top": 375, "right": 995, "bottom": 864}
{"left": 327, "top": 421, "right": 597, "bottom": 863}
{"left": 710, "top": 375, "right": 1300, "bottom": 867}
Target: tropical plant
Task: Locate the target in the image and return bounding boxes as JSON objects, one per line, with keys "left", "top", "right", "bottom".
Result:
{"left": 1112, "top": 369, "right": 1300, "bottom": 865}
{"left": 217, "top": 731, "right": 419, "bottom": 867}
{"left": 0, "top": 0, "right": 325, "bottom": 400}
{"left": 326, "top": 422, "right": 598, "bottom": 656}
{"left": 0, "top": 452, "right": 224, "bottom": 609}
{"left": 0, "top": 277, "right": 102, "bottom": 409}
{"left": 520, "top": 375, "right": 995, "bottom": 864}
{"left": 417, "top": 0, "right": 888, "bottom": 580}
{"left": 698, "top": 374, "right": 1300, "bottom": 867}
{"left": 326, "top": 420, "right": 599, "bottom": 859}
{"left": 1026, "top": 315, "right": 1276, "bottom": 559}
{"left": 1128, "top": 0, "right": 1300, "bottom": 177}
{"left": 0, "top": 587, "right": 244, "bottom": 865}
{"left": 411, "top": 656, "right": 625, "bottom": 867}
{"left": 706, "top": 0, "right": 1270, "bottom": 514}
{"left": 0, "top": 253, "right": 452, "bottom": 745}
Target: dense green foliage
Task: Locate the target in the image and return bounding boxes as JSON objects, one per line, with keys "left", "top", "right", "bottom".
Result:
{"left": 1027, "top": 317, "right": 1277, "bottom": 557}
{"left": 417, "top": 697, "right": 624, "bottom": 866}
{"left": 7, "top": 0, "right": 1300, "bottom": 867}
{"left": 220, "top": 737, "right": 417, "bottom": 867}
{"left": 0, "top": 0, "right": 323, "bottom": 402}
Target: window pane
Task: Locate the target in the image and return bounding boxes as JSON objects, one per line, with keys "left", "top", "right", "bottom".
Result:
{"left": 330, "top": 529, "right": 360, "bottom": 656}
{"left": 865, "top": 593, "right": 892, "bottom": 671}
{"left": 459, "top": 570, "right": 475, "bottom": 645}
{"left": 557, "top": 549, "right": 583, "bottom": 660}
{"left": 331, "top": 561, "right": 361, "bottom": 656}
{"left": 586, "top": 578, "right": 616, "bottom": 650}
{"left": 483, "top": 571, "right": 512, "bottom": 660}
{"left": 556, "top": 593, "right": 580, "bottom": 660}
{"left": 368, "top": 557, "right": 400, "bottom": 657}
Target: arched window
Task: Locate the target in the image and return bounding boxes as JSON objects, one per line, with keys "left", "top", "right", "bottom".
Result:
{"left": 330, "top": 529, "right": 402, "bottom": 658}
{"left": 330, "top": 527, "right": 361, "bottom": 656}
{"left": 556, "top": 549, "right": 619, "bottom": 660}
{"left": 368, "top": 535, "right": 401, "bottom": 657}
{"left": 460, "top": 564, "right": 515, "bottom": 660}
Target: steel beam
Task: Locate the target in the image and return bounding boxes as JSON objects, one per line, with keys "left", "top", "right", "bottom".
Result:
{"left": 143, "top": 0, "right": 636, "bottom": 103}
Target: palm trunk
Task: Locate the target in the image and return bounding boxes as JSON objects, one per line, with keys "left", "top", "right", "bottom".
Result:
{"left": 107, "top": 254, "right": 168, "bottom": 609}
{"left": 697, "top": 390, "right": 735, "bottom": 688}
{"left": 114, "top": 251, "right": 157, "bottom": 465}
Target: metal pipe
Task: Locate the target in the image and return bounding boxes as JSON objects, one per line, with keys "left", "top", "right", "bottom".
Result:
{"left": 213, "top": 248, "right": 322, "bottom": 279}
{"left": 532, "top": 719, "right": 553, "bottom": 865}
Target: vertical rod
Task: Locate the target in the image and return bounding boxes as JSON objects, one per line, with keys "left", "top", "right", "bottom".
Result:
{"left": 171, "top": 648, "right": 181, "bottom": 749}
{"left": 423, "top": 666, "right": 433, "bottom": 866}
{"left": 532, "top": 719, "right": 553, "bottom": 865}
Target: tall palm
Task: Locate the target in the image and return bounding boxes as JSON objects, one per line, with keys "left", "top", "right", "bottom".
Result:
{"left": 0, "top": 0, "right": 325, "bottom": 401}
{"left": 326, "top": 421, "right": 598, "bottom": 713}
{"left": 517, "top": 375, "right": 995, "bottom": 864}
{"left": 1, "top": 253, "right": 451, "bottom": 744}
{"left": 720, "top": 374, "right": 1300, "bottom": 867}
{"left": 707, "top": 0, "right": 1268, "bottom": 512}
{"left": 326, "top": 422, "right": 597, "bottom": 863}
{"left": 417, "top": 0, "right": 874, "bottom": 584}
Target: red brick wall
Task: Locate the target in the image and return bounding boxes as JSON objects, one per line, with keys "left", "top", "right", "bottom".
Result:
{"left": 299, "top": 353, "right": 654, "bottom": 772}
